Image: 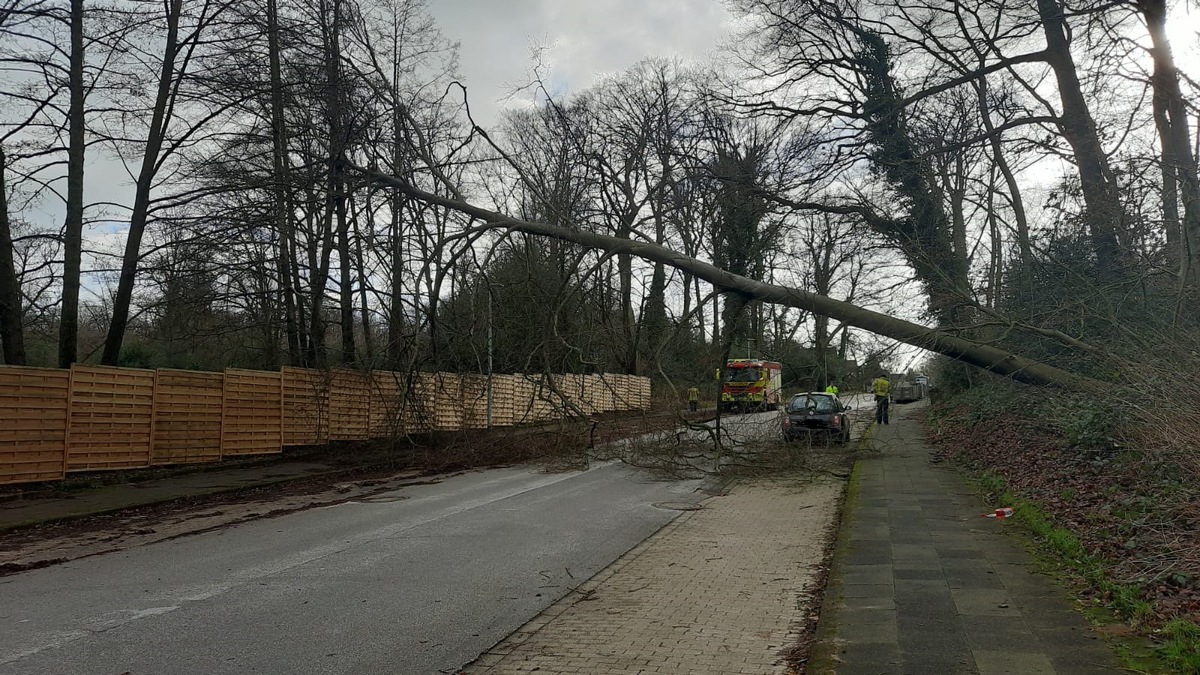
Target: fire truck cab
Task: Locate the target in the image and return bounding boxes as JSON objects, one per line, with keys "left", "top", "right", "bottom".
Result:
{"left": 720, "top": 359, "right": 784, "bottom": 413}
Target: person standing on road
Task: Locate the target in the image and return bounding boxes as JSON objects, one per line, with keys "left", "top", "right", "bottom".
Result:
{"left": 687, "top": 386, "right": 699, "bottom": 412}
{"left": 825, "top": 383, "right": 839, "bottom": 396}
{"left": 872, "top": 374, "right": 891, "bottom": 425}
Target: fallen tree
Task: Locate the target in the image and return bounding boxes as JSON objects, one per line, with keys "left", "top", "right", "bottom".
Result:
{"left": 360, "top": 168, "right": 1098, "bottom": 392}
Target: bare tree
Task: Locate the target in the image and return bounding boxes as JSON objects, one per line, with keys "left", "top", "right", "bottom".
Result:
{"left": 59, "top": 0, "right": 84, "bottom": 367}
{"left": 102, "top": 0, "right": 249, "bottom": 364}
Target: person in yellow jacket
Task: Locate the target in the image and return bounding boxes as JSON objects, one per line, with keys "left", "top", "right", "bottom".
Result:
{"left": 872, "top": 374, "right": 890, "bottom": 425}
{"left": 687, "top": 386, "right": 700, "bottom": 412}
{"left": 824, "top": 384, "right": 839, "bottom": 396}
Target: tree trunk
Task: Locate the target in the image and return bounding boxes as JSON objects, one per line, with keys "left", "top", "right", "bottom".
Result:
{"left": 370, "top": 171, "right": 1098, "bottom": 391}
{"left": 58, "top": 0, "right": 85, "bottom": 367}
{"left": 388, "top": 193, "right": 406, "bottom": 367}
{"left": 0, "top": 147, "right": 27, "bottom": 365}
{"left": 308, "top": 0, "right": 345, "bottom": 368}
{"left": 303, "top": 194, "right": 327, "bottom": 366}
{"left": 336, "top": 180, "right": 355, "bottom": 363}
{"left": 949, "top": 155, "right": 969, "bottom": 264}
{"left": 1036, "top": 0, "right": 1124, "bottom": 269}
{"left": 267, "top": 0, "right": 301, "bottom": 366}
{"left": 617, "top": 228, "right": 636, "bottom": 374}
{"left": 974, "top": 75, "right": 1033, "bottom": 265}
{"left": 351, "top": 194, "right": 372, "bottom": 362}
{"left": 387, "top": 51, "right": 407, "bottom": 368}
{"left": 1154, "top": 92, "right": 1182, "bottom": 249}
{"left": 985, "top": 164, "right": 1003, "bottom": 309}
{"left": 1139, "top": 0, "right": 1200, "bottom": 288}
{"left": 102, "top": 0, "right": 183, "bottom": 365}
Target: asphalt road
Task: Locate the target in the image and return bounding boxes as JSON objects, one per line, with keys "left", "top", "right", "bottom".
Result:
{"left": 0, "top": 462, "right": 705, "bottom": 675}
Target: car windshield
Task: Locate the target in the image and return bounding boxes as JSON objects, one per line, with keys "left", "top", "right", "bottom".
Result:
{"left": 787, "top": 394, "right": 836, "bottom": 413}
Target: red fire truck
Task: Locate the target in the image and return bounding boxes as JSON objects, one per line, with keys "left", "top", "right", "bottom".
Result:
{"left": 719, "top": 359, "right": 784, "bottom": 413}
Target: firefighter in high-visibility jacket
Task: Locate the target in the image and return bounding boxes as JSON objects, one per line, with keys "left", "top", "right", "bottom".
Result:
{"left": 872, "top": 374, "right": 891, "bottom": 425}
{"left": 687, "top": 386, "right": 699, "bottom": 412}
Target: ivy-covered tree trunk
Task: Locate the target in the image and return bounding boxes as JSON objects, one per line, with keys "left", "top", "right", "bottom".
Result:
{"left": 711, "top": 141, "right": 771, "bottom": 352}
{"left": 854, "top": 28, "right": 972, "bottom": 328}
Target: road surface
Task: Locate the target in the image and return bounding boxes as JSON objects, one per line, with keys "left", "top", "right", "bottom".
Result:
{"left": 0, "top": 462, "right": 706, "bottom": 674}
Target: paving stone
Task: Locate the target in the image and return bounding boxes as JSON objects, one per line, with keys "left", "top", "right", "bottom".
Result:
{"left": 935, "top": 547, "right": 987, "bottom": 558}
{"left": 846, "top": 550, "right": 893, "bottom": 567}
{"left": 901, "top": 654, "right": 979, "bottom": 674}
{"left": 889, "top": 543, "right": 941, "bottom": 562}
{"left": 838, "top": 662, "right": 902, "bottom": 675}
{"left": 843, "top": 565, "right": 895, "bottom": 585}
{"left": 973, "top": 650, "right": 1056, "bottom": 674}
{"left": 892, "top": 568, "right": 943, "bottom": 581}
{"left": 842, "top": 583, "right": 894, "bottom": 599}
{"left": 841, "top": 594, "right": 897, "bottom": 611}
{"left": 837, "top": 641, "right": 902, "bottom": 666}
{"left": 837, "top": 616, "right": 899, "bottom": 644}
{"left": 944, "top": 569, "right": 1006, "bottom": 590}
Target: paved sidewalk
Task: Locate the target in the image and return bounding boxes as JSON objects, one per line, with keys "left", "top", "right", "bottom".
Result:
{"left": 466, "top": 477, "right": 843, "bottom": 674}
{"left": 809, "top": 404, "right": 1122, "bottom": 674}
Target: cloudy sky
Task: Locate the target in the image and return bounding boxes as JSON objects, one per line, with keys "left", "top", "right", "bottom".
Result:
{"left": 427, "top": 0, "right": 736, "bottom": 126}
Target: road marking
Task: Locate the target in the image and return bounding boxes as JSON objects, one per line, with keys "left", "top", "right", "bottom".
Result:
{"left": 2, "top": 606, "right": 179, "bottom": 665}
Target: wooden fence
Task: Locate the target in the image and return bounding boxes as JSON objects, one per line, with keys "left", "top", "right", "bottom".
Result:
{"left": 0, "top": 365, "right": 651, "bottom": 486}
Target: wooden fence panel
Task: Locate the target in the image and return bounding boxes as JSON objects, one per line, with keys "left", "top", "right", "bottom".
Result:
{"left": 429, "top": 373, "right": 463, "bottom": 431}
{"left": 531, "top": 376, "right": 560, "bottom": 422}
{"left": 460, "top": 375, "right": 488, "bottom": 429}
{"left": 591, "top": 374, "right": 617, "bottom": 413}
{"left": 1, "top": 365, "right": 651, "bottom": 485}
{"left": 0, "top": 366, "right": 70, "bottom": 484}
{"left": 610, "top": 374, "right": 633, "bottom": 411}
{"left": 221, "top": 369, "right": 283, "bottom": 456}
{"left": 151, "top": 369, "right": 223, "bottom": 465}
{"left": 369, "top": 371, "right": 407, "bottom": 437}
{"left": 510, "top": 376, "right": 537, "bottom": 425}
{"left": 329, "top": 369, "right": 370, "bottom": 440}
{"left": 629, "top": 375, "right": 646, "bottom": 410}
{"left": 489, "top": 375, "right": 517, "bottom": 427}
{"left": 282, "top": 367, "right": 328, "bottom": 446}
{"left": 67, "top": 365, "right": 154, "bottom": 471}
{"left": 637, "top": 376, "right": 651, "bottom": 410}
{"left": 556, "top": 374, "right": 588, "bottom": 414}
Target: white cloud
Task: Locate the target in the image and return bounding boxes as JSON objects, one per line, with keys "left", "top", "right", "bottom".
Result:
{"left": 429, "top": 0, "right": 733, "bottom": 126}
